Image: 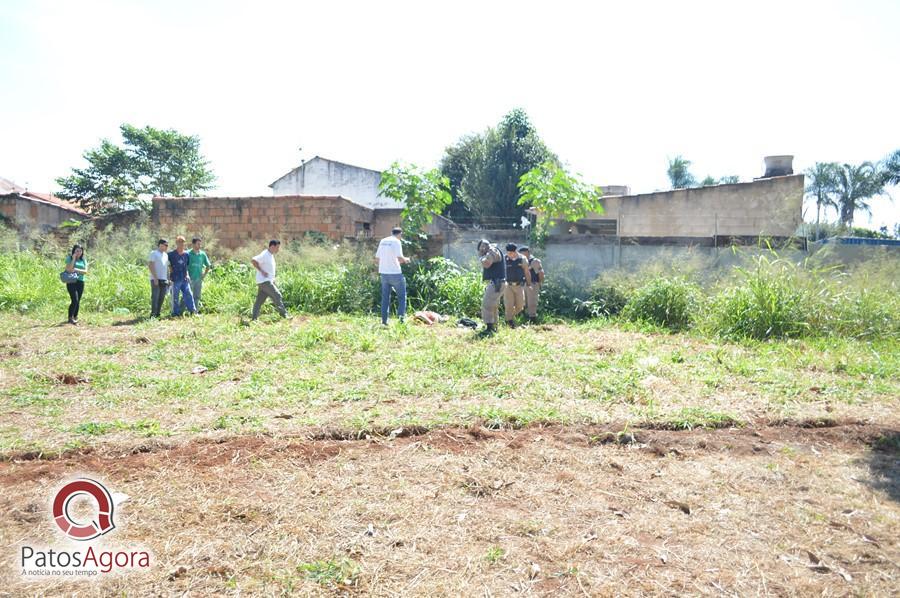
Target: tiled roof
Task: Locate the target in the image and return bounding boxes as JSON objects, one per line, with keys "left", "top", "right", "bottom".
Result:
{"left": 22, "top": 191, "right": 89, "bottom": 215}
{"left": 0, "top": 176, "right": 88, "bottom": 215}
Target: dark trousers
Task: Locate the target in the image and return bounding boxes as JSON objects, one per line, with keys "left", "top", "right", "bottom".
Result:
{"left": 252, "top": 281, "right": 287, "bottom": 319}
{"left": 151, "top": 281, "right": 170, "bottom": 317}
{"left": 66, "top": 281, "right": 84, "bottom": 319}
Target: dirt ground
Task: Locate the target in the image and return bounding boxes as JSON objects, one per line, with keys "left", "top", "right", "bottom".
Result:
{"left": 1, "top": 422, "right": 898, "bottom": 596}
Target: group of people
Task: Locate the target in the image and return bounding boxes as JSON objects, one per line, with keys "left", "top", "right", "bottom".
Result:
{"left": 374, "top": 228, "right": 545, "bottom": 333}
{"left": 147, "top": 236, "right": 213, "bottom": 318}
{"left": 477, "top": 239, "right": 544, "bottom": 334}
{"left": 61, "top": 228, "right": 544, "bottom": 331}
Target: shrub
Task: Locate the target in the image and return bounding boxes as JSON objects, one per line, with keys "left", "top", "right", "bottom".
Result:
{"left": 708, "top": 256, "right": 809, "bottom": 339}
{"left": 406, "top": 257, "right": 482, "bottom": 317}
{"left": 621, "top": 277, "right": 699, "bottom": 330}
{"left": 576, "top": 282, "right": 628, "bottom": 319}
{"left": 538, "top": 267, "right": 593, "bottom": 319}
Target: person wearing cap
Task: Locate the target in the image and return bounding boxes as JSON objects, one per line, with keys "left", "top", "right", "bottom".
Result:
{"left": 519, "top": 246, "right": 544, "bottom": 323}
{"left": 502, "top": 243, "right": 528, "bottom": 327}
{"left": 477, "top": 239, "right": 506, "bottom": 334}
{"left": 375, "top": 226, "right": 410, "bottom": 325}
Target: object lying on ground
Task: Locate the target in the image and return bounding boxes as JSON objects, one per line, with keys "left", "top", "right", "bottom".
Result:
{"left": 456, "top": 317, "right": 479, "bottom": 329}
{"left": 414, "top": 311, "right": 449, "bottom": 325}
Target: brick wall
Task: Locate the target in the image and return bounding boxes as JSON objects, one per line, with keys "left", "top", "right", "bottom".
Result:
{"left": 152, "top": 195, "right": 376, "bottom": 249}
{"left": 0, "top": 197, "right": 14, "bottom": 223}
{"left": 372, "top": 209, "right": 402, "bottom": 239}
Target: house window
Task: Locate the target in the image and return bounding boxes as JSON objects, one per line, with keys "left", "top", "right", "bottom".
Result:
{"left": 355, "top": 222, "right": 372, "bottom": 238}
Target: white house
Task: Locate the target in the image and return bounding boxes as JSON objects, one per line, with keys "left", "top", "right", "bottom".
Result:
{"left": 269, "top": 156, "right": 403, "bottom": 210}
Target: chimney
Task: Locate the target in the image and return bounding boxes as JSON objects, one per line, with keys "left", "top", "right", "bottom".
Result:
{"left": 762, "top": 155, "right": 793, "bottom": 178}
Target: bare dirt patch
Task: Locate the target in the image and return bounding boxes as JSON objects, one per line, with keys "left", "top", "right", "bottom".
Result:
{"left": 1, "top": 423, "right": 897, "bottom": 596}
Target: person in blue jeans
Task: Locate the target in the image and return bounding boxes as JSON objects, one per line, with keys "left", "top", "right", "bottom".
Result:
{"left": 375, "top": 227, "right": 410, "bottom": 325}
{"left": 167, "top": 236, "right": 197, "bottom": 316}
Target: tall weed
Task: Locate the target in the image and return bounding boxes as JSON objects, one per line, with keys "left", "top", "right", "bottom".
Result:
{"left": 621, "top": 277, "right": 699, "bottom": 330}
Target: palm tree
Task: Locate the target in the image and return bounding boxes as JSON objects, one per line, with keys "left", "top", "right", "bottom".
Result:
{"left": 804, "top": 162, "right": 839, "bottom": 240}
{"left": 882, "top": 148, "right": 900, "bottom": 186}
{"left": 833, "top": 162, "right": 886, "bottom": 227}
{"left": 667, "top": 156, "right": 697, "bottom": 189}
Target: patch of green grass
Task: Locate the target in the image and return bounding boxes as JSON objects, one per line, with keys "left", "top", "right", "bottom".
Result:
{"left": 664, "top": 407, "right": 740, "bottom": 430}
{"left": 297, "top": 558, "right": 359, "bottom": 587}
{"left": 72, "top": 419, "right": 168, "bottom": 437}
{"left": 213, "top": 414, "right": 264, "bottom": 431}
{"left": 874, "top": 433, "right": 900, "bottom": 453}
{"left": 485, "top": 546, "right": 505, "bottom": 564}
{"left": 72, "top": 421, "right": 117, "bottom": 436}
{"left": 469, "top": 405, "right": 565, "bottom": 429}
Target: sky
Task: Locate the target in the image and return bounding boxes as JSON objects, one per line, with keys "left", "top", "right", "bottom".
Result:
{"left": 1, "top": 0, "right": 898, "bottom": 229}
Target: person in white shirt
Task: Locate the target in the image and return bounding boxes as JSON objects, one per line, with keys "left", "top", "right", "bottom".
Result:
{"left": 250, "top": 239, "right": 288, "bottom": 320}
{"left": 148, "top": 239, "right": 170, "bottom": 318}
{"left": 375, "top": 227, "right": 410, "bottom": 325}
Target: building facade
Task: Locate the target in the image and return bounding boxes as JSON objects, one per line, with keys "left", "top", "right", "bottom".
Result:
{"left": 0, "top": 177, "right": 88, "bottom": 231}
{"left": 269, "top": 156, "right": 402, "bottom": 210}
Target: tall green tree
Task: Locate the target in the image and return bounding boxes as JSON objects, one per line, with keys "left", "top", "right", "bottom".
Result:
{"left": 57, "top": 124, "right": 216, "bottom": 213}
{"left": 667, "top": 155, "right": 697, "bottom": 189}
{"left": 439, "top": 109, "right": 557, "bottom": 222}
{"left": 518, "top": 162, "right": 604, "bottom": 247}
{"left": 437, "top": 134, "right": 479, "bottom": 221}
{"left": 833, "top": 161, "right": 886, "bottom": 227}
{"left": 804, "top": 162, "right": 840, "bottom": 240}
{"left": 379, "top": 162, "right": 451, "bottom": 252}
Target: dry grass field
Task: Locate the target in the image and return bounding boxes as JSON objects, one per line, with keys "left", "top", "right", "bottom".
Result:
{"left": 1, "top": 313, "right": 898, "bottom": 596}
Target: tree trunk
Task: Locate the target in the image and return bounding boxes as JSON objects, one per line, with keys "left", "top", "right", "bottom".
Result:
{"left": 815, "top": 198, "right": 821, "bottom": 241}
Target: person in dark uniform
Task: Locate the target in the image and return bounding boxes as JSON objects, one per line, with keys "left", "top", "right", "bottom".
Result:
{"left": 519, "top": 246, "right": 544, "bottom": 323}
{"left": 502, "top": 243, "right": 528, "bottom": 327}
{"left": 477, "top": 239, "right": 506, "bottom": 334}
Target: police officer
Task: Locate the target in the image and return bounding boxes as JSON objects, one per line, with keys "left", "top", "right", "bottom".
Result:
{"left": 519, "top": 246, "right": 544, "bottom": 323}
{"left": 477, "top": 239, "right": 506, "bottom": 334}
{"left": 502, "top": 243, "right": 528, "bottom": 327}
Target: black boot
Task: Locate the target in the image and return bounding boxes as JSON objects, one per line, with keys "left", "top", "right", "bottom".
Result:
{"left": 506, "top": 320, "right": 516, "bottom": 328}
{"left": 478, "top": 322, "right": 496, "bottom": 337}
{"left": 528, "top": 316, "right": 537, "bottom": 324}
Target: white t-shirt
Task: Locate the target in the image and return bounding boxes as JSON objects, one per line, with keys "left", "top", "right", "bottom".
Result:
{"left": 148, "top": 249, "right": 169, "bottom": 281}
{"left": 253, "top": 249, "right": 276, "bottom": 284}
{"left": 375, "top": 235, "right": 404, "bottom": 274}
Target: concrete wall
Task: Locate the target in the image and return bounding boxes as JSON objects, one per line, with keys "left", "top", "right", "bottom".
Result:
{"left": 152, "top": 196, "right": 375, "bottom": 249}
{"left": 270, "top": 157, "right": 402, "bottom": 210}
{"left": 0, "top": 196, "right": 87, "bottom": 231}
{"left": 442, "top": 229, "right": 808, "bottom": 282}
{"left": 572, "top": 174, "right": 803, "bottom": 238}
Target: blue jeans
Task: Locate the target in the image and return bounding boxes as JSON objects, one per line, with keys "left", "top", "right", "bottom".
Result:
{"left": 380, "top": 273, "right": 406, "bottom": 324}
{"left": 171, "top": 279, "right": 197, "bottom": 315}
